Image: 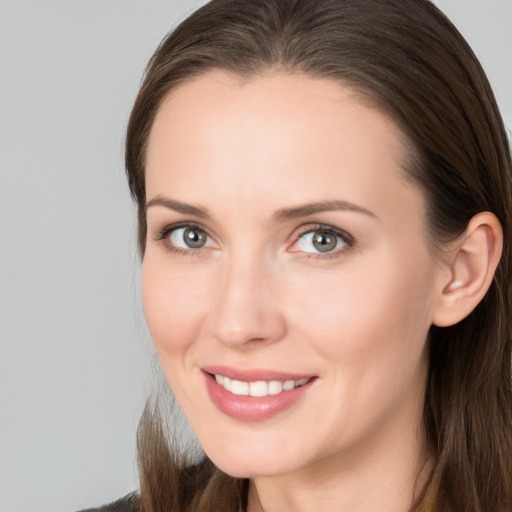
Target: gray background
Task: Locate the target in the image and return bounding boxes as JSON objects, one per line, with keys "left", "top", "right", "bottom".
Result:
{"left": 0, "top": 1, "right": 510, "bottom": 511}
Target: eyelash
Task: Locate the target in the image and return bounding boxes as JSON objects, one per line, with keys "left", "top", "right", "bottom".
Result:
{"left": 153, "top": 222, "right": 355, "bottom": 259}
{"left": 294, "top": 224, "right": 355, "bottom": 260}
{"left": 154, "top": 222, "right": 213, "bottom": 257}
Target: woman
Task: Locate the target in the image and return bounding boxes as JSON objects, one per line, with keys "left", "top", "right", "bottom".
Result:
{"left": 86, "top": 0, "right": 512, "bottom": 510}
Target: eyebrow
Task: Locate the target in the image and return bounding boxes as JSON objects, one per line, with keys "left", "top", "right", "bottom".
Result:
{"left": 145, "top": 196, "right": 209, "bottom": 218}
{"left": 271, "top": 200, "right": 377, "bottom": 222}
{"left": 145, "top": 196, "right": 376, "bottom": 222}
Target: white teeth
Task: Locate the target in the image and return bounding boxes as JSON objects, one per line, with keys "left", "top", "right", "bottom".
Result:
{"left": 230, "top": 380, "right": 249, "bottom": 396}
{"left": 214, "top": 375, "right": 310, "bottom": 397}
{"left": 283, "top": 380, "right": 295, "bottom": 391}
{"left": 268, "top": 380, "right": 283, "bottom": 395}
{"left": 249, "top": 381, "right": 268, "bottom": 397}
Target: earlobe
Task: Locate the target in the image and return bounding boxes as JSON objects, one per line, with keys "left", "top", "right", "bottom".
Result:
{"left": 432, "top": 212, "right": 503, "bottom": 327}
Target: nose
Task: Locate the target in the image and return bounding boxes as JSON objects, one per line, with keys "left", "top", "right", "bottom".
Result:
{"left": 207, "top": 252, "right": 287, "bottom": 349}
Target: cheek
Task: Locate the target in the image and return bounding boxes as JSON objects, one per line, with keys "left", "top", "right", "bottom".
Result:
{"left": 288, "top": 247, "right": 435, "bottom": 373}
{"left": 289, "top": 253, "right": 434, "bottom": 441}
{"left": 141, "top": 258, "right": 210, "bottom": 358}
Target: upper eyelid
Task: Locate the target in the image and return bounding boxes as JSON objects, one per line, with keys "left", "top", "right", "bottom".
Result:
{"left": 153, "top": 221, "right": 213, "bottom": 241}
{"left": 293, "top": 223, "right": 355, "bottom": 243}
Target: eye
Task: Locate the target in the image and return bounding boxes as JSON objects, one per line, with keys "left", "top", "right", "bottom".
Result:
{"left": 293, "top": 226, "right": 353, "bottom": 255}
{"left": 158, "top": 224, "right": 215, "bottom": 251}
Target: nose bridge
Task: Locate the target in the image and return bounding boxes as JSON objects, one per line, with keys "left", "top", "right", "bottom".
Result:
{"left": 210, "top": 247, "right": 285, "bottom": 347}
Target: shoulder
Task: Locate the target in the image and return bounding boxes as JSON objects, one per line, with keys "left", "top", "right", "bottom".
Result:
{"left": 76, "top": 491, "right": 140, "bottom": 512}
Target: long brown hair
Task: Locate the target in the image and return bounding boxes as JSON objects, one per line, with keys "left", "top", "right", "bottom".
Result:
{"left": 125, "top": 1, "right": 512, "bottom": 510}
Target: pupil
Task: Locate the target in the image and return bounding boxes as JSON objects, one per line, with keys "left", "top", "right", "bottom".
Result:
{"left": 184, "top": 228, "right": 206, "bottom": 248}
{"left": 313, "top": 232, "right": 336, "bottom": 252}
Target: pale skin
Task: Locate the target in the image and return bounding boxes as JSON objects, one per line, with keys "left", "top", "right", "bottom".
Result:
{"left": 142, "top": 71, "right": 502, "bottom": 512}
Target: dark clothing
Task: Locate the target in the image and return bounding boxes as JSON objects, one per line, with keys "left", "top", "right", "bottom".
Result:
{"left": 77, "top": 492, "right": 140, "bottom": 512}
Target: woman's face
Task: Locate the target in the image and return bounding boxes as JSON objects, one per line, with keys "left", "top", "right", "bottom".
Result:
{"left": 142, "top": 71, "right": 446, "bottom": 479}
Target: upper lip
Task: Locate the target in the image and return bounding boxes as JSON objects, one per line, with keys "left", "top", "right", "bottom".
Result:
{"left": 202, "top": 365, "right": 315, "bottom": 382}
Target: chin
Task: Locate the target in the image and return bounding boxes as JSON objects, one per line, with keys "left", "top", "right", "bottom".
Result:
{"left": 199, "top": 431, "right": 306, "bottom": 479}
{"left": 207, "top": 454, "right": 293, "bottom": 479}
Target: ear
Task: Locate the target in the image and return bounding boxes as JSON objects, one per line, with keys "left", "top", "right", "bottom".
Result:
{"left": 432, "top": 211, "right": 503, "bottom": 327}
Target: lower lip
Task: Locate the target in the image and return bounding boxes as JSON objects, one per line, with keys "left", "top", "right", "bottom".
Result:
{"left": 203, "top": 372, "right": 315, "bottom": 422}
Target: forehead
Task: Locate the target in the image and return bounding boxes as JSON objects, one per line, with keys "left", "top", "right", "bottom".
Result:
{"left": 145, "top": 70, "right": 421, "bottom": 224}
{"left": 147, "top": 70, "right": 408, "bottom": 164}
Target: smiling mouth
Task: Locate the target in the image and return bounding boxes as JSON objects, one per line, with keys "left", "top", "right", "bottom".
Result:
{"left": 203, "top": 369, "right": 316, "bottom": 421}
{"left": 210, "top": 373, "right": 311, "bottom": 397}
